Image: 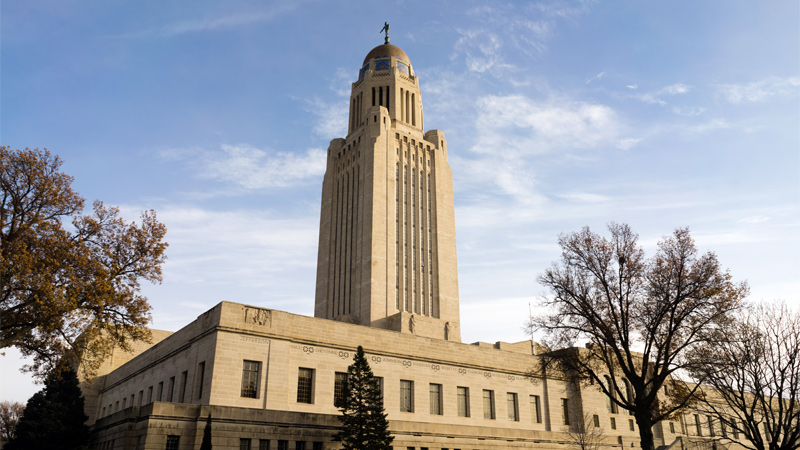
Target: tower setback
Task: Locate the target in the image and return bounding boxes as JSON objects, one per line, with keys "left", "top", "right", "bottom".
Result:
{"left": 314, "top": 42, "right": 461, "bottom": 342}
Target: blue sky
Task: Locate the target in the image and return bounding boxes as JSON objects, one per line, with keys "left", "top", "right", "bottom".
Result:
{"left": 2, "top": 1, "right": 798, "bottom": 401}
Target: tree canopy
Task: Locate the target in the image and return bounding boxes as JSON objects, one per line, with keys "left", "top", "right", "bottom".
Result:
{"left": 690, "top": 302, "right": 800, "bottom": 450}
{"left": 333, "top": 346, "right": 394, "bottom": 450}
{"left": 5, "top": 368, "right": 90, "bottom": 450}
{"left": 1, "top": 147, "right": 168, "bottom": 378}
{"left": 530, "top": 223, "right": 748, "bottom": 450}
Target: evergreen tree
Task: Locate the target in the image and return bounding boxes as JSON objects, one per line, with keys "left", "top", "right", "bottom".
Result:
{"left": 5, "top": 367, "right": 90, "bottom": 450}
{"left": 333, "top": 346, "right": 393, "bottom": 450}
{"left": 199, "top": 412, "right": 213, "bottom": 450}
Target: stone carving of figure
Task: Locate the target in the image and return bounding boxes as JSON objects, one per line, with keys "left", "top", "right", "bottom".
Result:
{"left": 409, "top": 314, "right": 416, "bottom": 334}
{"left": 445, "top": 322, "right": 451, "bottom": 341}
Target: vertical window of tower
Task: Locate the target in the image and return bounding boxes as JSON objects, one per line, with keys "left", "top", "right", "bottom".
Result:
{"left": 400, "top": 88, "right": 404, "bottom": 121}
{"left": 412, "top": 93, "right": 416, "bottom": 126}
{"left": 386, "top": 86, "right": 390, "bottom": 110}
{"left": 372, "top": 87, "right": 376, "bottom": 106}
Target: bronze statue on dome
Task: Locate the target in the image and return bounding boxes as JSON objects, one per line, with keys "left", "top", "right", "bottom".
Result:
{"left": 380, "top": 22, "right": 390, "bottom": 44}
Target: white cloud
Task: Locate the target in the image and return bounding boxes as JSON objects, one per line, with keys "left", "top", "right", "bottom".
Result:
{"left": 162, "top": 144, "right": 326, "bottom": 189}
{"left": 585, "top": 71, "right": 606, "bottom": 84}
{"left": 454, "top": 29, "right": 516, "bottom": 76}
{"left": 638, "top": 83, "right": 693, "bottom": 105}
{"left": 720, "top": 76, "right": 800, "bottom": 103}
{"left": 472, "top": 95, "right": 626, "bottom": 155}
{"left": 118, "top": 5, "right": 296, "bottom": 38}
{"left": 307, "top": 97, "right": 349, "bottom": 138}
{"left": 559, "top": 192, "right": 609, "bottom": 202}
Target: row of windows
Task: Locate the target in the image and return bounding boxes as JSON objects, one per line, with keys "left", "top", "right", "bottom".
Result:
{"left": 240, "top": 439, "right": 323, "bottom": 450}
{"left": 278, "top": 366, "right": 565, "bottom": 424}
{"left": 101, "top": 361, "right": 206, "bottom": 418}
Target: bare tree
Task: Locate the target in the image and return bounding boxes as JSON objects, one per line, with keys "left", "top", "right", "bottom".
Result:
{"left": 690, "top": 302, "right": 800, "bottom": 450}
{"left": 530, "top": 223, "right": 748, "bottom": 450}
{"left": 0, "top": 401, "right": 25, "bottom": 442}
{"left": 567, "top": 413, "right": 607, "bottom": 450}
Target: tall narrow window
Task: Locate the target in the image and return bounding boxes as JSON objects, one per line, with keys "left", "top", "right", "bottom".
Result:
{"left": 372, "top": 87, "right": 376, "bottom": 106}
{"left": 278, "top": 441, "right": 288, "bottom": 450}
{"left": 457, "top": 387, "right": 470, "bottom": 417}
{"left": 604, "top": 375, "right": 618, "bottom": 413}
{"left": 179, "top": 371, "right": 188, "bottom": 403}
{"left": 610, "top": 417, "right": 617, "bottom": 430}
{"left": 296, "top": 442, "right": 306, "bottom": 450}
{"left": 708, "top": 416, "right": 715, "bottom": 436}
{"left": 694, "top": 414, "right": 703, "bottom": 436}
{"left": 531, "top": 395, "right": 542, "bottom": 423}
{"left": 670, "top": 422, "right": 675, "bottom": 434}
{"left": 137, "top": 390, "right": 143, "bottom": 407}
{"left": 483, "top": 390, "right": 495, "bottom": 419}
{"left": 260, "top": 440, "right": 270, "bottom": 450}
{"left": 507, "top": 393, "right": 519, "bottom": 421}
{"left": 593, "top": 415, "right": 600, "bottom": 427}
{"left": 334, "top": 372, "right": 348, "bottom": 407}
{"left": 147, "top": 386, "right": 153, "bottom": 404}
{"left": 400, "top": 380, "right": 414, "bottom": 412}
{"left": 629, "top": 419, "right": 635, "bottom": 431}
{"left": 386, "top": 86, "right": 390, "bottom": 110}
{"left": 297, "top": 368, "right": 314, "bottom": 404}
{"left": 240, "top": 439, "right": 252, "bottom": 450}
{"left": 241, "top": 360, "right": 261, "bottom": 398}
{"left": 375, "top": 377, "right": 384, "bottom": 405}
{"left": 167, "top": 376, "right": 175, "bottom": 402}
{"left": 197, "top": 361, "right": 206, "bottom": 399}
{"left": 562, "top": 398, "right": 570, "bottom": 425}
{"left": 157, "top": 382, "right": 164, "bottom": 402}
{"left": 429, "top": 384, "right": 442, "bottom": 415}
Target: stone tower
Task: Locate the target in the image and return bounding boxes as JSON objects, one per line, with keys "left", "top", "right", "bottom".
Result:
{"left": 314, "top": 38, "right": 461, "bottom": 342}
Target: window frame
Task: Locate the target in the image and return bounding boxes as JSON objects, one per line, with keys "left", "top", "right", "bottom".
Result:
{"left": 241, "top": 360, "right": 261, "bottom": 399}
{"left": 297, "top": 368, "right": 314, "bottom": 404}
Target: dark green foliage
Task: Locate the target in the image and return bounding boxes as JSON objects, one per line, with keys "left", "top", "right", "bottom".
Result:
{"left": 199, "top": 412, "right": 212, "bottom": 450}
{"left": 333, "top": 346, "right": 393, "bottom": 450}
{"left": 5, "top": 368, "right": 90, "bottom": 450}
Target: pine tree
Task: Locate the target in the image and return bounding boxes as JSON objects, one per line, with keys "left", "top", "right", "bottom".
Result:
{"left": 333, "top": 346, "right": 394, "bottom": 450}
{"left": 5, "top": 367, "right": 90, "bottom": 450}
{"left": 199, "top": 412, "right": 213, "bottom": 450}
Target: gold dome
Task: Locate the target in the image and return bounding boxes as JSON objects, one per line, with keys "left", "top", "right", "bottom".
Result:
{"left": 362, "top": 43, "right": 410, "bottom": 66}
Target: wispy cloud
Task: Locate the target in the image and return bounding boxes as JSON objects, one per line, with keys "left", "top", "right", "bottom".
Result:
{"left": 453, "top": 29, "right": 517, "bottom": 76}
{"left": 719, "top": 76, "right": 800, "bottom": 103}
{"left": 586, "top": 71, "right": 606, "bottom": 84}
{"left": 472, "top": 95, "right": 628, "bottom": 155}
{"left": 638, "top": 83, "right": 692, "bottom": 106}
{"left": 161, "top": 144, "right": 326, "bottom": 189}
{"left": 118, "top": 5, "right": 296, "bottom": 38}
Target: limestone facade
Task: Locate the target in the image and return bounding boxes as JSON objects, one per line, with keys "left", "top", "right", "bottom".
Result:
{"left": 314, "top": 42, "right": 460, "bottom": 342}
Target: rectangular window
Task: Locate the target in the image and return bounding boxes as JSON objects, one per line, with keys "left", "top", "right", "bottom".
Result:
{"left": 400, "top": 380, "right": 414, "bottom": 412}
{"left": 147, "top": 386, "right": 153, "bottom": 404}
{"left": 629, "top": 419, "right": 635, "bottom": 431}
{"left": 122, "top": 397, "right": 127, "bottom": 409}
{"left": 375, "top": 376, "right": 384, "bottom": 405}
{"left": 593, "top": 414, "right": 600, "bottom": 427}
{"left": 732, "top": 421, "right": 739, "bottom": 439}
{"left": 241, "top": 360, "right": 261, "bottom": 398}
{"left": 138, "top": 390, "right": 143, "bottom": 407}
{"left": 334, "top": 372, "right": 348, "bottom": 408}
{"left": 313, "top": 443, "right": 323, "bottom": 450}
{"left": 165, "top": 436, "right": 180, "bottom": 450}
{"left": 562, "top": 398, "right": 570, "bottom": 425}
{"left": 531, "top": 395, "right": 542, "bottom": 423}
{"left": 168, "top": 376, "right": 175, "bottom": 402}
{"left": 297, "top": 368, "right": 314, "bottom": 404}
{"left": 611, "top": 417, "right": 617, "bottom": 430}
{"left": 429, "top": 383, "right": 442, "bottom": 415}
{"left": 240, "top": 439, "right": 252, "bottom": 450}
{"left": 507, "top": 393, "right": 519, "bottom": 421}
{"left": 695, "top": 414, "right": 703, "bottom": 436}
{"left": 670, "top": 422, "right": 675, "bottom": 434}
{"left": 197, "top": 361, "right": 206, "bottom": 399}
{"left": 259, "top": 440, "right": 270, "bottom": 450}
{"left": 296, "top": 442, "right": 306, "bottom": 450}
{"left": 157, "top": 382, "right": 164, "bottom": 402}
{"left": 278, "top": 441, "right": 288, "bottom": 450}
{"left": 179, "top": 371, "right": 188, "bottom": 403}
{"left": 708, "top": 416, "right": 715, "bottom": 436}
{"left": 457, "top": 387, "right": 470, "bottom": 417}
{"left": 483, "top": 390, "right": 495, "bottom": 419}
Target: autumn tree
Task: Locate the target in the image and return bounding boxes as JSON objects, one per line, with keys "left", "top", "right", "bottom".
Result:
{"left": 529, "top": 223, "right": 748, "bottom": 450}
{"left": 689, "top": 302, "right": 800, "bottom": 450}
{"left": 1, "top": 147, "right": 168, "bottom": 378}
{"left": 0, "top": 401, "right": 25, "bottom": 442}
{"left": 333, "top": 346, "right": 393, "bottom": 450}
{"left": 5, "top": 368, "right": 90, "bottom": 450}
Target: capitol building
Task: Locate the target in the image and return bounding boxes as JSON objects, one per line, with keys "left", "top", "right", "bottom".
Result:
{"left": 83, "top": 37, "right": 738, "bottom": 450}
